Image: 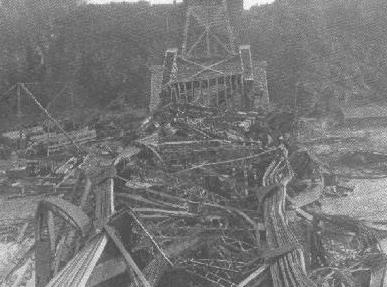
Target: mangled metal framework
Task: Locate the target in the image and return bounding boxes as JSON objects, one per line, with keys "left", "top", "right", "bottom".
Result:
{"left": 27, "top": 105, "right": 310, "bottom": 287}
{"left": 1, "top": 103, "right": 386, "bottom": 287}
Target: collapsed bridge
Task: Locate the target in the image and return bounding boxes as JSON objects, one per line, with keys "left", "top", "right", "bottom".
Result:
{"left": 1, "top": 1, "right": 387, "bottom": 287}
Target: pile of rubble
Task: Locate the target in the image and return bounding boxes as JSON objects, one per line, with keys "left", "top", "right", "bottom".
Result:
{"left": 1, "top": 104, "right": 387, "bottom": 287}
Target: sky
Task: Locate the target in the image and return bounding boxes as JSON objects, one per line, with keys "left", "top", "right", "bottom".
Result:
{"left": 88, "top": 0, "right": 274, "bottom": 9}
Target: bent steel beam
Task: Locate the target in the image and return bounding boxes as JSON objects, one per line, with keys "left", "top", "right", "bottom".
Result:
{"left": 36, "top": 197, "right": 91, "bottom": 236}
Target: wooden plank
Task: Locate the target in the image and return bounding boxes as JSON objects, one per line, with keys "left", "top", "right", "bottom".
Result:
{"left": 118, "top": 193, "right": 185, "bottom": 209}
{"left": 105, "top": 225, "right": 151, "bottom": 287}
{"left": 132, "top": 208, "right": 196, "bottom": 217}
{"left": 237, "top": 264, "right": 269, "bottom": 287}
{"left": 109, "top": 178, "right": 115, "bottom": 215}
{"left": 286, "top": 196, "right": 314, "bottom": 221}
{"left": 117, "top": 193, "right": 167, "bottom": 208}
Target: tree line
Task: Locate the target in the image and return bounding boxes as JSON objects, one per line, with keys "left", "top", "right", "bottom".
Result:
{"left": 1, "top": 0, "right": 387, "bottom": 118}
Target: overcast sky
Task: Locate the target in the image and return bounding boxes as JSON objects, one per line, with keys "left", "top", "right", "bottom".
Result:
{"left": 88, "top": 0, "right": 274, "bottom": 9}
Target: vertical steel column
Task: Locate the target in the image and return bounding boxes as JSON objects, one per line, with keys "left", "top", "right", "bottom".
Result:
{"left": 177, "top": 83, "right": 182, "bottom": 104}
{"left": 200, "top": 80, "right": 203, "bottom": 104}
{"left": 17, "top": 83, "right": 22, "bottom": 118}
{"left": 185, "top": 82, "right": 189, "bottom": 103}
{"left": 206, "top": 79, "right": 210, "bottom": 106}
{"left": 216, "top": 78, "right": 220, "bottom": 107}
{"left": 224, "top": 76, "right": 228, "bottom": 108}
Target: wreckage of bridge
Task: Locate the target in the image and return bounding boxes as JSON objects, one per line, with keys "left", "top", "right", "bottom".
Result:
{"left": 1, "top": 1, "right": 387, "bottom": 287}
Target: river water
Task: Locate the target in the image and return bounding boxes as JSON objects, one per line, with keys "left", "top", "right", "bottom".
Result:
{"left": 305, "top": 123, "right": 387, "bottom": 221}
{"left": 321, "top": 177, "right": 387, "bottom": 222}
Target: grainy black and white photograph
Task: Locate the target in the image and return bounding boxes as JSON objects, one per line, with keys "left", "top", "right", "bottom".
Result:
{"left": 1, "top": 0, "right": 387, "bottom": 286}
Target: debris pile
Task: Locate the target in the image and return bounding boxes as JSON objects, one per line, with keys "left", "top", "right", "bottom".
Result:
{"left": 1, "top": 105, "right": 387, "bottom": 287}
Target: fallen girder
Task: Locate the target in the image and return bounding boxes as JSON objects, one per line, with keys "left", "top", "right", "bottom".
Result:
{"left": 262, "top": 150, "right": 317, "bottom": 287}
